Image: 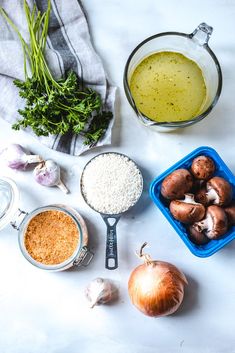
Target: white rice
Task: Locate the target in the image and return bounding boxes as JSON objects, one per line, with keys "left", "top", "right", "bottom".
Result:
{"left": 81, "top": 153, "right": 143, "bottom": 214}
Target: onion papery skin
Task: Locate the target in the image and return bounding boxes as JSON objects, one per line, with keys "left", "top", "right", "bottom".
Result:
{"left": 128, "top": 261, "right": 187, "bottom": 317}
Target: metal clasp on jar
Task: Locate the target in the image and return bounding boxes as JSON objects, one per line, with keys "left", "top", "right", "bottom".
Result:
{"left": 10, "top": 209, "right": 29, "bottom": 231}
{"left": 73, "top": 246, "right": 94, "bottom": 267}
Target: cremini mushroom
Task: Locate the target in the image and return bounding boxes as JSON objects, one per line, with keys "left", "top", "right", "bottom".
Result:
{"left": 169, "top": 194, "right": 205, "bottom": 224}
{"left": 205, "top": 177, "right": 233, "bottom": 206}
{"left": 224, "top": 202, "right": 235, "bottom": 226}
{"left": 161, "top": 169, "right": 193, "bottom": 200}
{"left": 191, "top": 155, "right": 215, "bottom": 180}
{"left": 188, "top": 225, "right": 209, "bottom": 245}
{"left": 192, "top": 205, "right": 228, "bottom": 240}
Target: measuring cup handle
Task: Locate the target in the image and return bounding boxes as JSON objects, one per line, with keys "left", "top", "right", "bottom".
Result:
{"left": 190, "top": 22, "right": 213, "bottom": 46}
{"left": 102, "top": 215, "right": 121, "bottom": 270}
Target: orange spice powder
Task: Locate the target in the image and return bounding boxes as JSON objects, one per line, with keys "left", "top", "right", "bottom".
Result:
{"left": 24, "top": 210, "right": 79, "bottom": 265}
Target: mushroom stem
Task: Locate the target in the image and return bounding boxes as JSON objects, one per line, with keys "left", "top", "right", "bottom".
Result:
{"left": 206, "top": 188, "right": 220, "bottom": 204}
{"left": 193, "top": 214, "right": 213, "bottom": 233}
{"left": 183, "top": 194, "right": 199, "bottom": 204}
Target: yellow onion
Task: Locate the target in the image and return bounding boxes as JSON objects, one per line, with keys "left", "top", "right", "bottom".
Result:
{"left": 128, "top": 243, "right": 188, "bottom": 317}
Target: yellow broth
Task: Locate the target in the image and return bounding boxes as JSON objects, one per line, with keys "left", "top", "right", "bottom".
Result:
{"left": 129, "top": 51, "right": 207, "bottom": 122}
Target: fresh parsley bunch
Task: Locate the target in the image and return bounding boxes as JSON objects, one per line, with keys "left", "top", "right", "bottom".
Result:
{"left": 0, "top": 0, "right": 112, "bottom": 146}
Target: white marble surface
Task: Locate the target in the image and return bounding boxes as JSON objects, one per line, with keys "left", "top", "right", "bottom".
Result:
{"left": 1, "top": 0, "right": 235, "bottom": 352}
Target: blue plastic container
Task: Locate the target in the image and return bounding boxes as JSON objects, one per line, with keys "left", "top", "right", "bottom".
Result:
{"left": 149, "top": 146, "right": 235, "bottom": 257}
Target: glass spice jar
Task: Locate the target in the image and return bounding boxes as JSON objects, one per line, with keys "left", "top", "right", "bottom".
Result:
{"left": 0, "top": 176, "right": 93, "bottom": 271}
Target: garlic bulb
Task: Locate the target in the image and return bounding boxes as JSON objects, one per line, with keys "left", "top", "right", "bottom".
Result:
{"left": 85, "top": 278, "right": 116, "bottom": 308}
{"left": 33, "top": 159, "right": 69, "bottom": 193}
{"left": 2, "top": 143, "right": 42, "bottom": 170}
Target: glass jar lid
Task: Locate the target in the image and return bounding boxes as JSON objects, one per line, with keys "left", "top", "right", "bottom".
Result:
{"left": 0, "top": 177, "right": 19, "bottom": 230}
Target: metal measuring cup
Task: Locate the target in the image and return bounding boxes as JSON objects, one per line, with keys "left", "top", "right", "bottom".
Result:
{"left": 80, "top": 152, "right": 143, "bottom": 270}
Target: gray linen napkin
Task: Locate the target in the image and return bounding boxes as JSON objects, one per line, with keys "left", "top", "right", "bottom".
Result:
{"left": 0, "top": 0, "right": 116, "bottom": 155}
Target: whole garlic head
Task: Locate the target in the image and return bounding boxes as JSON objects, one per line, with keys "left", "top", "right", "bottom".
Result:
{"left": 85, "top": 278, "right": 116, "bottom": 308}
{"left": 33, "top": 159, "right": 69, "bottom": 194}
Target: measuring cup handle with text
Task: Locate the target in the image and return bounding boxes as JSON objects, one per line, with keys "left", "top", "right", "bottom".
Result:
{"left": 102, "top": 215, "right": 121, "bottom": 270}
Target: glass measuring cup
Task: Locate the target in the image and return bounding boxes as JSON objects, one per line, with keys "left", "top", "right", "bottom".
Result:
{"left": 80, "top": 152, "right": 143, "bottom": 270}
{"left": 0, "top": 177, "right": 93, "bottom": 271}
{"left": 124, "top": 23, "right": 222, "bottom": 131}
